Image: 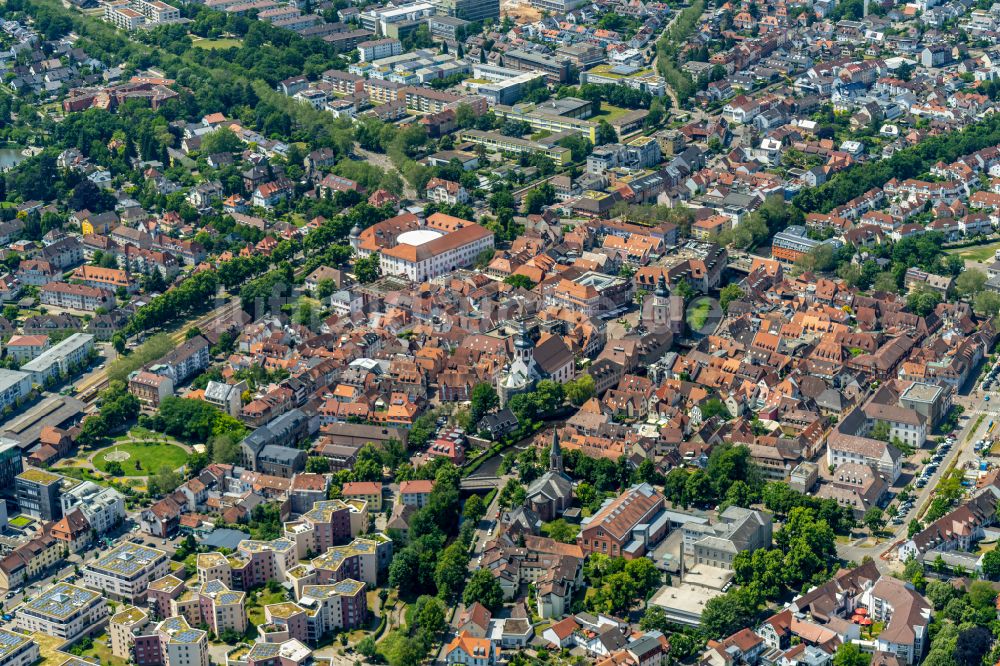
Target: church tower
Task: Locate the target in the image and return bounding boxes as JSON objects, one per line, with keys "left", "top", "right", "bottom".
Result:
{"left": 651, "top": 273, "right": 671, "bottom": 334}
{"left": 549, "top": 427, "right": 563, "bottom": 474}
{"left": 514, "top": 319, "right": 534, "bottom": 366}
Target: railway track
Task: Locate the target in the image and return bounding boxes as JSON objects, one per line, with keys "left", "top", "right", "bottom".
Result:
{"left": 78, "top": 297, "right": 244, "bottom": 403}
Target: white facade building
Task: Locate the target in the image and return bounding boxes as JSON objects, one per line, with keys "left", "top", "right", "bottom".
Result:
{"left": 83, "top": 543, "right": 170, "bottom": 603}
{"left": 15, "top": 583, "right": 108, "bottom": 640}
{"left": 61, "top": 481, "right": 126, "bottom": 535}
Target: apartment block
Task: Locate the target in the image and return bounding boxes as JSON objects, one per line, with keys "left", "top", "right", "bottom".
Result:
{"left": 40, "top": 282, "right": 114, "bottom": 311}
{"left": 20, "top": 333, "right": 95, "bottom": 387}
{"left": 15, "top": 582, "right": 108, "bottom": 640}
{"left": 0, "top": 628, "right": 39, "bottom": 666}
{"left": 83, "top": 542, "right": 170, "bottom": 603}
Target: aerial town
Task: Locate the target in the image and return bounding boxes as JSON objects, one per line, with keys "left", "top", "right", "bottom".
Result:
{"left": 0, "top": 0, "right": 996, "bottom": 663}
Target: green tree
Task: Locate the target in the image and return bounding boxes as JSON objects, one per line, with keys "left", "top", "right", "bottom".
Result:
{"left": 469, "top": 383, "right": 499, "bottom": 431}
{"left": 357, "top": 636, "right": 376, "bottom": 658}
{"left": 463, "top": 569, "right": 504, "bottom": 610}
{"left": 873, "top": 271, "right": 899, "bottom": 293}
{"left": 701, "top": 589, "right": 758, "bottom": 637}
{"left": 316, "top": 278, "right": 336, "bottom": 299}
{"left": 200, "top": 127, "right": 244, "bottom": 154}
{"left": 864, "top": 507, "right": 886, "bottom": 535}
{"left": 354, "top": 254, "right": 381, "bottom": 283}
{"left": 833, "top": 642, "right": 871, "bottom": 666}
{"left": 523, "top": 183, "right": 555, "bottom": 214}
{"left": 463, "top": 494, "right": 487, "bottom": 525}
{"left": 955, "top": 268, "right": 987, "bottom": 298}
{"left": 870, "top": 420, "right": 891, "bottom": 441}
{"left": 379, "top": 631, "right": 425, "bottom": 666}
{"left": 907, "top": 288, "right": 941, "bottom": 316}
{"left": 434, "top": 542, "right": 468, "bottom": 602}
{"left": 149, "top": 464, "right": 182, "bottom": 496}
{"left": 565, "top": 374, "right": 596, "bottom": 406}
{"left": 498, "top": 477, "right": 526, "bottom": 509}
{"left": 504, "top": 274, "right": 536, "bottom": 290}
{"left": 407, "top": 595, "right": 447, "bottom": 636}
{"left": 640, "top": 605, "right": 670, "bottom": 632}
{"left": 541, "top": 518, "right": 579, "bottom": 543}
{"left": 210, "top": 434, "right": 241, "bottom": 464}
{"left": 306, "top": 456, "right": 329, "bottom": 473}
{"left": 388, "top": 549, "right": 422, "bottom": 598}
{"left": 595, "top": 120, "right": 618, "bottom": 145}
{"left": 981, "top": 549, "right": 1000, "bottom": 581}
{"left": 720, "top": 284, "right": 744, "bottom": 312}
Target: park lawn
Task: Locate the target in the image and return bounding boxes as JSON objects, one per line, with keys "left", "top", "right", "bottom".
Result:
{"left": 948, "top": 240, "right": 1000, "bottom": 263}
{"left": 93, "top": 441, "right": 188, "bottom": 476}
{"left": 191, "top": 37, "right": 243, "bottom": 49}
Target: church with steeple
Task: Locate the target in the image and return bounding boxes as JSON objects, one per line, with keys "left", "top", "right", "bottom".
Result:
{"left": 524, "top": 428, "right": 574, "bottom": 521}
{"left": 497, "top": 318, "right": 541, "bottom": 407}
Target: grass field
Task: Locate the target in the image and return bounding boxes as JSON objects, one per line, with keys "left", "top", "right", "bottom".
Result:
{"left": 247, "top": 588, "right": 288, "bottom": 626}
{"left": 948, "top": 240, "right": 1000, "bottom": 263}
{"left": 9, "top": 516, "right": 32, "bottom": 528}
{"left": 74, "top": 633, "right": 128, "bottom": 666}
{"left": 688, "top": 298, "right": 714, "bottom": 331}
{"left": 591, "top": 103, "right": 636, "bottom": 123}
{"left": 93, "top": 441, "right": 187, "bottom": 476}
{"left": 191, "top": 37, "right": 243, "bottom": 49}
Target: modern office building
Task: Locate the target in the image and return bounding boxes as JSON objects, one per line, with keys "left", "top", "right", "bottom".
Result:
{"left": 492, "top": 102, "right": 598, "bottom": 142}
{"left": 357, "top": 37, "right": 402, "bottom": 62}
{"left": 0, "top": 439, "right": 23, "bottom": 493}
{"left": 458, "top": 129, "right": 572, "bottom": 166}
{"left": 83, "top": 542, "right": 170, "bottom": 603}
{"left": 264, "top": 580, "right": 368, "bottom": 642}
{"left": 109, "top": 606, "right": 151, "bottom": 662}
{"left": 15, "top": 468, "right": 63, "bottom": 521}
{"left": 501, "top": 49, "right": 572, "bottom": 83}
{"left": 170, "top": 580, "right": 247, "bottom": 636}
{"left": 428, "top": 14, "right": 469, "bottom": 40}
{"left": 15, "top": 582, "right": 108, "bottom": 640}
{"left": 301, "top": 499, "right": 369, "bottom": 552}
{"left": 431, "top": 0, "right": 499, "bottom": 21}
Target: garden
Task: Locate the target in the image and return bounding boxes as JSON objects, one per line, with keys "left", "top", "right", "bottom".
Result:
{"left": 93, "top": 441, "right": 188, "bottom": 476}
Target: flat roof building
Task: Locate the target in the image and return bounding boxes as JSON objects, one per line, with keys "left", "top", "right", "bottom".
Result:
{"left": 15, "top": 582, "right": 108, "bottom": 640}
{"left": 20, "top": 333, "right": 94, "bottom": 387}
{"left": 0, "top": 628, "right": 38, "bottom": 666}
{"left": 84, "top": 542, "right": 170, "bottom": 603}
{"left": 15, "top": 468, "right": 63, "bottom": 521}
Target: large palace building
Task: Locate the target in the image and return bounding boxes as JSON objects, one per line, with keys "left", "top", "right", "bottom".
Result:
{"left": 349, "top": 212, "right": 494, "bottom": 282}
